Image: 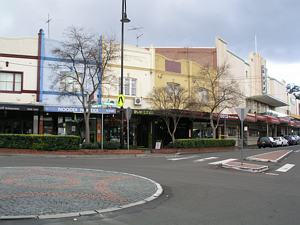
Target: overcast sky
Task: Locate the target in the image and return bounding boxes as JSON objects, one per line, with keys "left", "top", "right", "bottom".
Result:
{"left": 1, "top": 0, "right": 300, "bottom": 84}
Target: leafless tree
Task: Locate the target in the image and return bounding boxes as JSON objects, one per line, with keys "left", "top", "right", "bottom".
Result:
{"left": 51, "top": 27, "right": 118, "bottom": 144}
{"left": 149, "top": 83, "right": 197, "bottom": 144}
{"left": 194, "top": 63, "right": 244, "bottom": 138}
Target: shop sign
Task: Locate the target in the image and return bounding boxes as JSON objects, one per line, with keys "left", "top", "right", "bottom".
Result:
{"left": 0, "top": 104, "right": 40, "bottom": 111}
{"left": 134, "top": 109, "right": 154, "bottom": 115}
{"left": 44, "top": 106, "right": 116, "bottom": 114}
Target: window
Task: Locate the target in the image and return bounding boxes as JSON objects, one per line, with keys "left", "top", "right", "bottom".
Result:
{"left": 198, "top": 88, "right": 209, "bottom": 103}
{"left": 121, "top": 77, "right": 137, "bottom": 96}
{"left": 59, "top": 72, "right": 80, "bottom": 92}
{"left": 167, "top": 82, "right": 180, "bottom": 94}
{"left": 0, "top": 72, "right": 22, "bottom": 92}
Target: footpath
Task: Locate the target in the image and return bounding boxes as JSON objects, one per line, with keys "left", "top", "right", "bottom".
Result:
{"left": 0, "top": 146, "right": 237, "bottom": 157}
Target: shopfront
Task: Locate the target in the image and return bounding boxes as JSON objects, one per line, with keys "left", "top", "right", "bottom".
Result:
{"left": 43, "top": 105, "right": 116, "bottom": 143}
{"left": 0, "top": 104, "right": 42, "bottom": 134}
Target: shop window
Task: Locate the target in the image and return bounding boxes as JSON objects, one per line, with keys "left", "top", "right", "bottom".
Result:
{"left": 0, "top": 72, "right": 22, "bottom": 92}
{"left": 227, "top": 127, "right": 237, "bottom": 136}
{"left": 248, "top": 129, "right": 259, "bottom": 137}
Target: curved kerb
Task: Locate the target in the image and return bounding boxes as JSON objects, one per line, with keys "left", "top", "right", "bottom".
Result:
{"left": 0, "top": 167, "right": 163, "bottom": 220}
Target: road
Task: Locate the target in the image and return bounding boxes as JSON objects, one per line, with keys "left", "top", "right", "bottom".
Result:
{"left": 1, "top": 145, "right": 300, "bottom": 225}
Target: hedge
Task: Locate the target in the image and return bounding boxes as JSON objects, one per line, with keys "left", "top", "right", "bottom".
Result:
{"left": 169, "top": 138, "right": 236, "bottom": 148}
{"left": 81, "top": 140, "right": 120, "bottom": 150}
{"left": 0, "top": 134, "right": 80, "bottom": 150}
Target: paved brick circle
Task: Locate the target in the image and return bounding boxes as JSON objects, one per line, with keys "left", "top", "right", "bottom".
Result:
{"left": 0, "top": 167, "right": 162, "bottom": 218}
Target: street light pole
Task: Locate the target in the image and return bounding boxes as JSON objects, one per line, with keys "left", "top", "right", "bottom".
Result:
{"left": 120, "top": 0, "right": 130, "bottom": 149}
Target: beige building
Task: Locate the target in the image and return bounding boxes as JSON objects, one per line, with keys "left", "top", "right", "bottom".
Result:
{"left": 102, "top": 44, "right": 155, "bottom": 109}
{"left": 0, "top": 37, "right": 39, "bottom": 104}
{"left": 0, "top": 36, "right": 41, "bottom": 134}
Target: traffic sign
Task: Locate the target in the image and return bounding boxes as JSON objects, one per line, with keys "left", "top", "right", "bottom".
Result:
{"left": 126, "top": 107, "right": 132, "bottom": 120}
{"left": 117, "top": 95, "right": 125, "bottom": 107}
{"left": 235, "top": 108, "right": 249, "bottom": 121}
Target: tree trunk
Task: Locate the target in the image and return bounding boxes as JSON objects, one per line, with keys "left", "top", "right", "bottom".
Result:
{"left": 212, "top": 127, "right": 217, "bottom": 139}
{"left": 84, "top": 114, "right": 90, "bottom": 144}
{"left": 171, "top": 133, "right": 176, "bottom": 144}
{"left": 210, "top": 114, "right": 216, "bottom": 139}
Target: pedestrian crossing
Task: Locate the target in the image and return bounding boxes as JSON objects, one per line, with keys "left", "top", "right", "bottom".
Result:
{"left": 166, "top": 154, "right": 295, "bottom": 175}
{"left": 167, "top": 155, "right": 236, "bottom": 165}
{"left": 193, "top": 157, "right": 219, "bottom": 162}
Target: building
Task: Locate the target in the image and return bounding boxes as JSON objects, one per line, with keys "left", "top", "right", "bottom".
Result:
{"left": 1, "top": 30, "right": 300, "bottom": 147}
{"left": 0, "top": 36, "right": 42, "bottom": 134}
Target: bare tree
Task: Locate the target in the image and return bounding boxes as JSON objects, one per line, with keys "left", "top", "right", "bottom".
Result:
{"left": 51, "top": 27, "right": 118, "bottom": 144}
{"left": 149, "top": 83, "right": 197, "bottom": 144}
{"left": 194, "top": 63, "right": 244, "bottom": 138}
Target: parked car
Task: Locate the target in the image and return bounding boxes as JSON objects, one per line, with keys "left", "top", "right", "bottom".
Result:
{"left": 257, "top": 137, "right": 277, "bottom": 148}
{"left": 292, "top": 135, "right": 300, "bottom": 144}
{"left": 273, "top": 137, "right": 289, "bottom": 146}
{"left": 284, "top": 135, "right": 297, "bottom": 145}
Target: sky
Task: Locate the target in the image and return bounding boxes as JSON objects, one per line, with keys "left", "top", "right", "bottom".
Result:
{"left": 1, "top": 0, "right": 300, "bottom": 85}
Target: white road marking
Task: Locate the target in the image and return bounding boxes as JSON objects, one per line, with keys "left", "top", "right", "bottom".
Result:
{"left": 295, "top": 150, "right": 300, "bottom": 153}
{"left": 167, "top": 155, "right": 199, "bottom": 161}
{"left": 264, "top": 172, "right": 279, "bottom": 176}
{"left": 209, "top": 158, "right": 237, "bottom": 165}
{"left": 276, "top": 164, "right": 295, "bottom": 172}
{"left": 194, "top": 157, "right": 219, "bottom": 162}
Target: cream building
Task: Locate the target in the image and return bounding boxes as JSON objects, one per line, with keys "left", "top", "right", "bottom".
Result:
{"left": 0, "top": 36, "right": 41, "bottom": 134}
{"left": 0, "top": 37, "right": 38, "bottom": 104}
{"left": 102, "top": 44, "right": 155, "bottom": 109}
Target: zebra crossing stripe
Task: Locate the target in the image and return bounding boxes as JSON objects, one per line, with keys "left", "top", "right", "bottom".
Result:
{"left": 194, "top": 157, "right": 219, "bottom": 162}
{"left": 167, "top": 155, "right": 199, "bottom": 161}
{"left": 209, "top": 158, "right": 237, "bottom": 165}
{"left": 276, "top": 164, "right": 295, "bottom": 172}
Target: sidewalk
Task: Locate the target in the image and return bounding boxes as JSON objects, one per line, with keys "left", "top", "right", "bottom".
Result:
{"left": 0, "top": 146, "right": 237, "bottom": 157}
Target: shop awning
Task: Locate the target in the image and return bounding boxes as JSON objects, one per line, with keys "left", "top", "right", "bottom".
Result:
{"left": 266, "top": 115, "right": 280, "bottom": 124}
{"left": 247, "top": 95, "right": 288, "bottom": 107}
{"left": 290, "top": 114, "right": 300, "bottom": 120}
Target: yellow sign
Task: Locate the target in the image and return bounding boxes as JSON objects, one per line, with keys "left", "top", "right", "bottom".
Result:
{"left": 117, "top": 95, "right": 125, "bottom": 107}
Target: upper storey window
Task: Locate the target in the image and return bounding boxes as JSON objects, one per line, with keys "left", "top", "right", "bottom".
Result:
{"left": 0, "top": 72, "right": 22, "bottom": 93}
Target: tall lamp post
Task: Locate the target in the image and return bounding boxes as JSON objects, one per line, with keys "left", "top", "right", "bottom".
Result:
{"left": 120, "top": 0, "right": 130, "bottom": 148}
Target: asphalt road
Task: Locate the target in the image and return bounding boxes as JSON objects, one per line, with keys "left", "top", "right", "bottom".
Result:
{"left": 1, "top": 145, "right": 300, "bottom": 225}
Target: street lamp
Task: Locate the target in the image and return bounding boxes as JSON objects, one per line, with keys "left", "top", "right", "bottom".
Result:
{"left": 120, "top": 0, "right": 130, "bottom": 148}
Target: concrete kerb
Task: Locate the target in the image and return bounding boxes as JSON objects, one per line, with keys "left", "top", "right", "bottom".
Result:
{"left": 246, "top": 150, "right": 293, "bottom": 163}
{"left": 0, "top": 215, "right": 37, "bottom": 220}
{"left": 221, "top": 163, "right": 269, "bottom": 173}
{"left": 0, "top": 167, "right": 163, "bottom": 220}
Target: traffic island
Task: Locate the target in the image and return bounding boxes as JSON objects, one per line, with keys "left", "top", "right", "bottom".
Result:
{"left": 0, "top": 167, "right": 163, "bottom": 220}
{"left": 246, "top": 150, "right": 293, "bottom": 163}
{"left": 221, "top": 161, "right": 269, "bottom": 173}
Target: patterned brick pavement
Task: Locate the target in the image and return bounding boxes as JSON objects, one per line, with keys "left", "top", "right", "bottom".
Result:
{"left": 246, "top": 150, "right": 293, "bottom": 162}
{"left": 0, "top": 167, "right": 161, "bottom": 217}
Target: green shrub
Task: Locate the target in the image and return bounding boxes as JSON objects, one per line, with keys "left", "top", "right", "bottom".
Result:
{"left": 0, "top": 134, "right": 80, "bottom": 150}
{"left": 103, "top": 140, "right": 120, "bottom": 150}
{"left": 80, "top": 140, "right": 120, "bottom": 150}
{"left": 81, "top": 142, "right": 100, "bottom": 149}
{"left": 170, "top": 138, "right": 235, "bottom": 148}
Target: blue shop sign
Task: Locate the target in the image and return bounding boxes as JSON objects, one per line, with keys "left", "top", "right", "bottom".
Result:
{"left": 44, "top": 106, "right": 116, "bottom": 114}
